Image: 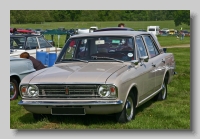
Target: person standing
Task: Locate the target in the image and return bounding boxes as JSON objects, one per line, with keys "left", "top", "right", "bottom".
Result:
{"left": 12, "top": 28, "right": 19, "bottom": 34}
{"left": 118, "top": 23, "right": 125, "bottom": 27}
{"left": 20, "top": 52, "right": 46, "bottom": 71}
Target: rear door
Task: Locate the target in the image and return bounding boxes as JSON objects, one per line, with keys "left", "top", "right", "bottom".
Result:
{"left": 135, "top": 36, "right": 156, "bottom": 100}
{"left": 143, "top": 35, "right": 165, "bottom": 91}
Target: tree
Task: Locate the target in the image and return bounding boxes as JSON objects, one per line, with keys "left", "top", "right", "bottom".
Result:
{"left": 173, "top": 10, "right": 190, "bottom": 26}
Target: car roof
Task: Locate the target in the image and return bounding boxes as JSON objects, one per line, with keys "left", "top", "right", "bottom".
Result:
{"left": 70, "top": 30, "right": 151, "bottom": 38}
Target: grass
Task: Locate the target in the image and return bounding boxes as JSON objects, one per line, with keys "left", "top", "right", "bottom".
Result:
{"left": 10, "top": 21, "right": 190, "bottom": 47}
{"left": 10, "top": 47, "right": 190, "bottom": 129}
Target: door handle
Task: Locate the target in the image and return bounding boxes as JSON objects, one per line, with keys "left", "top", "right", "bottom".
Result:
{"left": 152, "top": 63, "right": 156, "bottom": 67}
{"left": 162, "top": 59, "right": 165, "bottom": 63}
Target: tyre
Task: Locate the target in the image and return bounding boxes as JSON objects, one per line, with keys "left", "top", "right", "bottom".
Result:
{"left": 156, "top": 80, "right": 167, "bottom": 101}
{"left": 116, "top": 93, "right": 136, "bottom": 123}
{"left": 10, "top": 78, "right": 19, "bottom": 100}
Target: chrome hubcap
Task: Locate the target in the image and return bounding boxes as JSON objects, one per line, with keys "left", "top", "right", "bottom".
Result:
{"left": 162, "top": 83, "right": 166, "bottom": 99}
{"left": 125, "top": 96, "right": 133, "bottom": 120}
{"left": 10, "top": 82, "right": 16, "bottom": 99}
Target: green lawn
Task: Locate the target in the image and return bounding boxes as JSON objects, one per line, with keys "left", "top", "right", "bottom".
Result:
{"left": 10, "top": 47, "right": 190, "bottom": 129}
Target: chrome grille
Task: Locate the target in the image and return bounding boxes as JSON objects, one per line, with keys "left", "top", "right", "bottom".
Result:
{"left": 36, "top": 84, "right": 99, "bottom": 99}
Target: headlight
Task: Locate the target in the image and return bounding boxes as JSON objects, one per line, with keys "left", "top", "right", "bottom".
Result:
{"left": 98, "top": 85, "right": 117, "bottom": 98}
{"left": 20, "top": 84, "right": 39, "bottom": 98}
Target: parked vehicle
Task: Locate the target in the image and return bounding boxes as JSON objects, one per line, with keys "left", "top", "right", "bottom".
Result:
{"left": 18, "top": 31, "right": 176, "bottom": 123}
{"left": 181, "top": 30, "right": 190, "bottom": 37}
{"left": 10, "top": 34, "right": 61, "bottom": 58}
{"left": 89, "top": 26, "right": 98, "bottom": 32}
{"left": 10, "top": 57, "right": 36, "bottom": 100}
{"left": 10, "top": 28, "right": 35, "bottom": 34}
{"left": 77, "top": 28, "right": 90, "bottom": 34}
{"left": 159, "top": 31, "right": 169, "bottom": 36}
{"left": 169, "top": 29, "right": 177, "bottom": 35}
{"left": 147, "top": 26, "right": 160, "bottom": 36}
{"left": 160, "top": 28, "right": 169, "bottom": 33}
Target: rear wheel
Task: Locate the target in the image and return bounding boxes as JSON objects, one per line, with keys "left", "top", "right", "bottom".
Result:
{"left": 116, "top": 93, "right": 136, "bottom": 123}
{"left": 10, "top": 78, "right": 18, "bottom": 100}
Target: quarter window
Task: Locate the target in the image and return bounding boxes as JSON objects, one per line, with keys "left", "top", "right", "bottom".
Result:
{"left": 136, "top": 36, "right": 147, "bottom": 58}
{"left": 38, "top": 37, "right": 52, "bottom": 48}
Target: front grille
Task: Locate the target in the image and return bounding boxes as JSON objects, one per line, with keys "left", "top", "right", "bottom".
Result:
{"left": 37, "top": 84, "right": 100, "bottom": 99}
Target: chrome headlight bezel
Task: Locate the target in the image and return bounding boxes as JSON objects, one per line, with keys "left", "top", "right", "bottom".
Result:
{"left": 98, "top": 84, "right": 118, "bottom": 98}
{"left": 20, "top": 84, "right": 39, "bottom": 98}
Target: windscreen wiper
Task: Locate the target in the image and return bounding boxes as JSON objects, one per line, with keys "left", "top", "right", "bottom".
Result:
{"left": 91, "top": 56, "right": 124, "bottom": 63}
{"left": 61, "top": 58, "right": 88, "bottom": 63}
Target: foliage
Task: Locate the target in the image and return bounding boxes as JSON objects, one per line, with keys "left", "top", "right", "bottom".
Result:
{"left": 173, "top": 10, "right": 190, "bottom": 26}
{"left": 10, "top": 10, "right": 190, "bottom": 24}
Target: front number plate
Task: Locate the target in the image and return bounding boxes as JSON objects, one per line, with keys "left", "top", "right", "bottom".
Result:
{"left": 51, "top": 108, "right": 85, "bottom": 115}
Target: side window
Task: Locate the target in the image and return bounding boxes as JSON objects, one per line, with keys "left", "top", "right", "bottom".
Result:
{"left": 38, "top": 37, "right": 52, "bottom": 48}
{"left": 26, "top": 37, "right": 38, "bottom": 49}
{"left": 136, "top": 36, "right": 147, "bottom": 58}
{"left": 143, "top": 35, "right": 159, "bottom": 58}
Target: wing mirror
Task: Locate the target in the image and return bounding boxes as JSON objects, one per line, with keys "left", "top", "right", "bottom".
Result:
{"left": 139, "top": 56, "right": 149, "bottom": 66}
{"left": 140, "top": 56, "right": 149, "bottom": 62}
{"left": 163, "top": 48, "right": 167, "bottom": 53}
{"left": 130, "top": 60, "right": 139, "bottom": 66}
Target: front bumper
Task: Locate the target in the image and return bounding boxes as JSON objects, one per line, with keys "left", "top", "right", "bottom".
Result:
{"left": 18, "top": 100, "right": 124, "bottom": 115}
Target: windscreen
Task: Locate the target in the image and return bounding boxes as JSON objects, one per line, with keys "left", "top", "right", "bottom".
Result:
{"left": 59, "top": 36, "right": 135, "bottom": 62}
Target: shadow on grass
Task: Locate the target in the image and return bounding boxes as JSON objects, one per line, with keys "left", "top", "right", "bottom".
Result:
{"left": 18, "top": 99, "right": 156, "bottom": 126}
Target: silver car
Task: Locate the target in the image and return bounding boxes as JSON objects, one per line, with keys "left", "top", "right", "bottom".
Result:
{"left": 18, "top": 31, "right": 176, "bottom": 123}
{"left": 10, "top": 57, "right": 35, "bottom": 100}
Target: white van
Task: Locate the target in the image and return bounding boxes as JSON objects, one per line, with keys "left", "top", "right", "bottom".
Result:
{"left": 77, "top": 28, "right": 90, "bottom": 34}
{"left": 147, "top": 26, "right": 160, "bottom": 36}
{"left": 89, "top": 26, "right": 98, "bottom": 33}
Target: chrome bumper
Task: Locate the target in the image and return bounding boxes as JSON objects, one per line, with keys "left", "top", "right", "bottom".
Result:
{"left": 18, "top": 100, "right": 123, "bottom": 106}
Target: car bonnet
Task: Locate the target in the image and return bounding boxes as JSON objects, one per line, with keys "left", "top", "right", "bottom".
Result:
{"left": 25, "top": 62, "right": 127, "bottom": 84}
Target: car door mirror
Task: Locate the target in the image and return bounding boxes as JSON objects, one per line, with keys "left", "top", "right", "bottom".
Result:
{"left": 139, "top": 56, "right": 149, "bottom": 66}
{"left": 130, "top": 60, "right": 139, "bottom": 66}
{"left": 163, "top": 48, "right": 167, "bottom": 53}
{"left": 139, "top": 56, "right": 149, "bottom": 62}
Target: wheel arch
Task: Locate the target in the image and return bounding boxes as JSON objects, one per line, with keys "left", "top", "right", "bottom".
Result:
{"left": 10, "top": 75, "right": 21, "bottom": 85}
{"left": 128, "top": 85, "right": 138, "bottom": 108}
{"left": 163, "top": 70, "right": 170, "bottom": 84}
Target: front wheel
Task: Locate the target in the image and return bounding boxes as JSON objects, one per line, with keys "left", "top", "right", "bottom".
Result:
{"left": 116, "top": 93, "right": 136, "bottom": 123}
{"left": 10, "top": 78, "right": 19, "bottom": 100}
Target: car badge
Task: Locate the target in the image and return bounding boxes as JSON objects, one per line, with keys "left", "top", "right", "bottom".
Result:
{"left": 42, "top": 89, "right": 46, "bottom": 95}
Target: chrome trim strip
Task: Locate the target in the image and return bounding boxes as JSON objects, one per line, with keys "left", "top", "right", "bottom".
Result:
{"left": 18, "top": 100, "right": 123, "bottom": 106}
{"left": 138, "top": 87, "right": 162, "bottom": 105}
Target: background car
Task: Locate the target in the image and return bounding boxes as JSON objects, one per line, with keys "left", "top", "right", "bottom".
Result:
{"left": 160, "top": 28, "right": 169, "bottom": 33}
{"left": 10, "top": 57, "right": 35, "bottom": 100}
{"left": 10, "top": 34, "right": 61, "bottom": 58}
{"left": 181, "top": 30, "right": 190, "bottom": 37}
{"left": 18, "top": 31, "right": 176, "bottom": 123}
